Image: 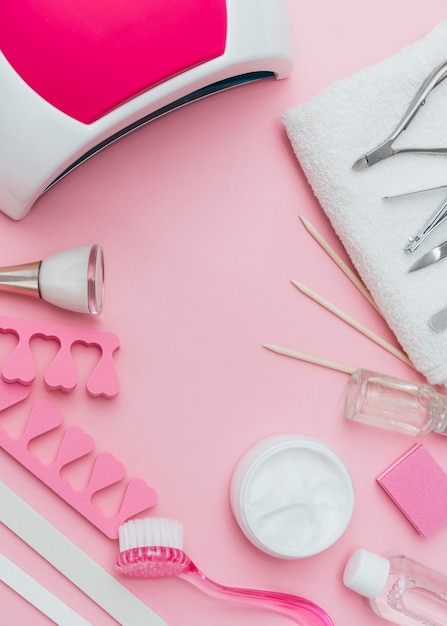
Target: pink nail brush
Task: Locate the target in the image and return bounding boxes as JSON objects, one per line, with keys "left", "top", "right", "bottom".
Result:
{"left": 116, "top": 517, "right": 335, "bottom": 626}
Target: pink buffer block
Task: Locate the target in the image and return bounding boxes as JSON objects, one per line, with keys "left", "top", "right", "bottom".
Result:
{"left": 377, "top": 443, "right": 447, "bottom": 537}
{"left": 0, "top": 315, "right": 120, "bottom": 398}
{"left": 0, "top": 398, "right": 157, "bottom": 538}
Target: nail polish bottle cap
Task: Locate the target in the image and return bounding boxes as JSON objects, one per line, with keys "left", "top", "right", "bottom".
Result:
{"left": 343, "top": 548, "right": 390, "bottom": 599}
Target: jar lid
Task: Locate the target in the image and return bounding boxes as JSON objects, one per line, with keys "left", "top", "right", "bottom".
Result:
{"left": 230, "top": 434, "right": 355, "bottom": 558}
{"left": 343, "top": 548, "right": 390, "bottom": 599}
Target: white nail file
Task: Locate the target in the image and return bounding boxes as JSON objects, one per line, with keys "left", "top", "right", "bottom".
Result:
{"left": 0, "top": 481, "right": 167, "bottom": 626}
{"left": 0, "top": 553, "right": 92, "bottom": 625}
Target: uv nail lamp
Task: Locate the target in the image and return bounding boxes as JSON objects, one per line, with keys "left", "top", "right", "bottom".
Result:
{"left": 0, "top": 0, "right": 293, "bottom": 221}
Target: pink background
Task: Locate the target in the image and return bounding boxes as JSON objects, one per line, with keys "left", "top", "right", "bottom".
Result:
{"left": 1, "top": 1, "right": 447, "bottom": 624}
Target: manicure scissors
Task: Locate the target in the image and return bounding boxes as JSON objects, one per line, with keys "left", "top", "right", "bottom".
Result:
{"left": 405, "top": 194, "right": 447, "bottom": 252}
{"left": 352, "top": 61, "right": 447, "bottom": 170}
{"left": 384, "top": 184, "right": 447, "bottom": 252}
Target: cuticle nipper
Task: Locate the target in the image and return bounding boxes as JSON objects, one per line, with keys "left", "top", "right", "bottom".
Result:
{"left": 353, "top": 61, "right": 447, "bottom": 170}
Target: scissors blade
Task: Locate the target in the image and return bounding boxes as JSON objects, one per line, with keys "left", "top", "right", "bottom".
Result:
{"left": 352, "top": 140, "right": 394, "bottom": 170}
{"left": 352, "top": 155, "right": 369, "bottom": 170}
{"left": 408, "top": 241, "right": 447, "bottom": 272}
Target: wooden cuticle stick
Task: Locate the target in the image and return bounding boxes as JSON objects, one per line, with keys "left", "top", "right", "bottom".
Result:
{"left": 262, "top": 343, "right": 355, "bottom": 374}
{"left": 290, "top": 280, "right": 414, "bottom": 369}
{"left": 299, "top": 215, "right": 382, "bottom": 315}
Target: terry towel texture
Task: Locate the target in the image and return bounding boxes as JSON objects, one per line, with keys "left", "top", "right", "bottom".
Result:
{"left": 283, "top": 21, "right": 447, "bottom": 386}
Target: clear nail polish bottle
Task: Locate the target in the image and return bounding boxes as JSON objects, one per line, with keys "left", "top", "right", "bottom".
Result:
{"left": 343, "top": 548, "right": 447, "bottom": 625}
{"left": 343, "top": 369, "right": 447, "bottom": 436}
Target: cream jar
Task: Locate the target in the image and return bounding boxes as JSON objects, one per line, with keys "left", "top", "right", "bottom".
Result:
{"left": 230, "top": 434, "right": 355, "bottom": 559}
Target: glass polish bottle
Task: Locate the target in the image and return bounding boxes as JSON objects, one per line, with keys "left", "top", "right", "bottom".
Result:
{"left": 343, "top": 548, "right": 447, "bottom": 626}
{"left": 343, "top": 369, "right": 447, "bottom": 436}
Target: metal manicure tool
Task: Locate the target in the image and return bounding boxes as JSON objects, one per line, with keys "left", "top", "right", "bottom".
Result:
{"left": 352, "top": 61, "right": 447, "bottom": 170}
{"left": 405, "top": 190, "right": 447, "bottom": 252}
{"left": 384, "top": 184, "right": 447, "bottom": 253}
{"left": 0, "top": 244, "right": 104, "bottom": 313}
{"left": 409, "top": 239, "right": 447, "bottom": 272}
{"left": 429, "top": 307, "right": 447, "bottom": 332}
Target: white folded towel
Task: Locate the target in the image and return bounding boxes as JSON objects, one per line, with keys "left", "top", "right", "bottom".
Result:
{"left": 283, "top": 21, "right": 447, "bottom": 386}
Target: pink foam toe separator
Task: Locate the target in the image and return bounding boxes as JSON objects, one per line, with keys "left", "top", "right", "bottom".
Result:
{"left": 0, "top": 315, "right": 120, "bottom": 398}
{"left": 377, "top": 443, "right": 447, "bottom": 538}
{"left": 0, "top": 398, "right": 157, "bottom": 538}
{"left": 0, "top": 378, "right": 31, "bottom": 410}
{"left": 44, "top": 342, "right": 78, "bottom": 392}
{"left": 2, "top": 333, "right": 36, "bottom": 385}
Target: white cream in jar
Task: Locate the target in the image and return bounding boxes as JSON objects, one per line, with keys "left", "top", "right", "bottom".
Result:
{"left": 230, "top": 435, "right": 355, "bottom": 558}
